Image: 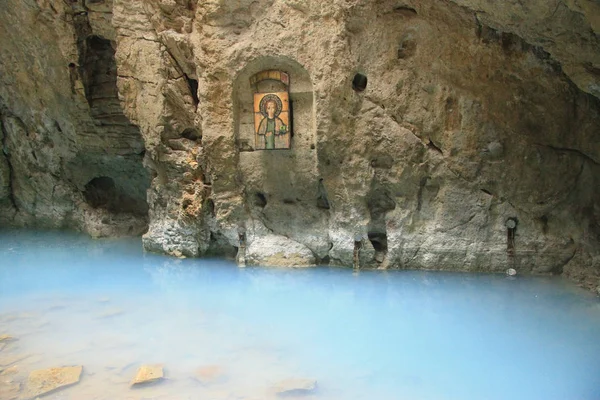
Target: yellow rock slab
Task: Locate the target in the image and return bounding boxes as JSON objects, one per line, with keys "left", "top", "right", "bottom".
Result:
{"left": 24, "top": 366, "right": 82, "bottom": 399}
{"left": 130, "top": 364, "right": 163, "bottom": 386}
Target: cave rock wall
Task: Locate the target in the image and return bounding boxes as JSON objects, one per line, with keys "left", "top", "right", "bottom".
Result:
{"left": 0, "top": 0, "right": 599, "bottom": 290}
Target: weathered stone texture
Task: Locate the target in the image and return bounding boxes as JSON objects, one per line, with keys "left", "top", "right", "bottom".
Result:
{"left": 0, "top": 0, "right": 599, "bottom": 290}
{"left": 0, "top": 0, "right": 149, "bottom": 236}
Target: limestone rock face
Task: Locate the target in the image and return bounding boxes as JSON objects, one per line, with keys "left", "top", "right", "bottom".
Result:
{"left": 0, "top": 0, "right": 150, "bottom": 236}
{"left": 246, "top": 235, "right": 317, "bottom": 267}
{"left": 0, "top": 0, "right": 599, "bottom": 289}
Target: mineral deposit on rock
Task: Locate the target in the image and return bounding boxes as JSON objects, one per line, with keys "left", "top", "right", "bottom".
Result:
{"left": 24, "top": 366, "right": 83, "bottom": 399}
{"left": 131, "top": 364, "right": 164, "bottom": 386}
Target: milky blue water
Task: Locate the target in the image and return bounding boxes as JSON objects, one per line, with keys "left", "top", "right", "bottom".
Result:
{"left": 1, "top": 230, "right": 599, "bottom": 400}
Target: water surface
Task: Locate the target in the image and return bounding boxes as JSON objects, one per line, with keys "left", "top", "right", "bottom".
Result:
{"left": 1, "top": 230, "right": 599, "bottom": 399}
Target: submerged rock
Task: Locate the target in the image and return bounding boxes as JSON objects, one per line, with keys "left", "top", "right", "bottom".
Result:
{"left": 95, "top": 309, "right": 124, "bottom": 319}
{"left": 0, "top": 334, "right": 16, "bottom": 343}
{"left": 0, "top": 353, "right": 35, "bottom": 368}
{"left": 273, "top": 378, "right": 317, "bottom": 396}
{"left": 24, "top": 366, "right": 82, "bottom": 399}
{"left": 0, "top": 365, "right": 19, "bottom": 376}
{"left": 0, "top": 381, "right": 20, "bottom": 400}
{"left": 131, "top": 364, "right": 164, "bottom": 386}
{"left": 194, "top": 365, "right": 225, "bottom": 385}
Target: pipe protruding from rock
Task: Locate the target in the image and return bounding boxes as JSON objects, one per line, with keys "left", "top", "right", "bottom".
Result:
{"left": 236, "top": 226, "right": 247, "bottom": 267}
{"left": 353, "top": 234, "right": 363, "bottom": 270}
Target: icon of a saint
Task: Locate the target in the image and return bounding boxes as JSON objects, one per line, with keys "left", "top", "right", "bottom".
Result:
{"left": 256, "top": 94, "right": 289, "bottom": 150}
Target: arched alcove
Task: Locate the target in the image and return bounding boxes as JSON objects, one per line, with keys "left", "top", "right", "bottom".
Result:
{"left": 232, "top": 56, "right": 324, "bottom": 252}
{"left": 233, "top": 56, "right": 314, "bottom": 152}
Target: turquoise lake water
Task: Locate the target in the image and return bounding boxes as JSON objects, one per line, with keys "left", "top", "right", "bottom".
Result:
{"left": 1, "top": 230, "right": 599, "bottom": 400}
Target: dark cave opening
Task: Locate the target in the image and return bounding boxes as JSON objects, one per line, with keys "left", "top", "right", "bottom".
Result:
{"left": 82, "top": 35, "right": 117, "bottom": 110}
{"left": 185, "top": 74, "right": 200, "bottom": 106}
{"left": 83, "top": 176, "right": 147, "bottom": 216}
{"left": 83, "top": 176, "right": 116, "bottom": 209}
{"left": 254, "top": 192, "right": 267, "bottom": 208}
{"left": 352, "top": 73, "right": 368, "bottom": 92}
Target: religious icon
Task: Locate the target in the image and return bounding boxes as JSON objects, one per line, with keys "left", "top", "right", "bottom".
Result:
{"left": 254, "top": 92, "right": 290, "bottom": 150}
{"left": 251, "top": 70, "right": 292, "bottom": 150}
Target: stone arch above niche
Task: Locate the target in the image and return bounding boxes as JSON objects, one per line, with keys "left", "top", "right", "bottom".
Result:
{"left": 233, "top": 56, "right": 314, "bottom": 153}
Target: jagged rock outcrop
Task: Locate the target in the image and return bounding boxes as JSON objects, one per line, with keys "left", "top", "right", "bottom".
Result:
{"left": 0, "top": 0, "right": 150, "bottom": 236}
{"left": 0, "top": 0, "right": 598, "bottom": 291}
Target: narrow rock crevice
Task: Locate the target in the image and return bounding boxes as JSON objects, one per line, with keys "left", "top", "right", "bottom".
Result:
{"left": 316, "top": 178, "right": 330, "bottom": 209}
{"left": 534, "top": 143, "right": 600, "bottom": 166}
{"left": 550, "top": 246, "right": 578, "bottom": 275}
{"left": 416, "top": 176, "right": 429, "bottom": 212}
{"left": 0, "top": 114, "right": 18, "bottom": 212}
{"left": 184, "top": 74, "right": 199, "bottom": 107}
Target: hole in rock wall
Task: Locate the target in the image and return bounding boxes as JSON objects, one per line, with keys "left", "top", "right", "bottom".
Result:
{"left": 181, "top": 128, "right": 201, "bottom": 141}
{"left": 368, "top": 232, "right": 388, "bottom": 253}
{"left": 83, "top": 177, "right": 147, "bottom": 216}
{"left": 539, "top": 215, "right": 549, "bottom": 234}
{"left": 316, "top": 179, "right": 331, "bottom": 210}
{"left": 254, "top": 192, "right": 267, "bottom": 208}
{"left": 368, "top": 231, "right": 388, "bottom": 263}
{"left": 352, "top": 73, "right": 368, "bottom": 92}
{"left": 84, "top": 177, "right": 116, "bottom": 208}
{"left": 394, "top": 6, "right": 417, "bottom": 16}
{"left": 82, "top": 36, "right": 116, "bottom": 110}
{"left": 397, "top": 34, "right": 417, "bottom": 59}
{"left": 206, "top": 199, "right": 215, "bottom": 216}
{"left": 184, "top": 74, "right": 199, "bottom": 106}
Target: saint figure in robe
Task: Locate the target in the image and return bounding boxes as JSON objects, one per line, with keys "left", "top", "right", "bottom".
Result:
{"left": 256, "top": 97, "right": 288, "bottom": 150}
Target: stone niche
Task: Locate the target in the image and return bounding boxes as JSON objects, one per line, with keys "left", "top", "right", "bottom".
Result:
{"left": 233, "top": 57, "right": 327, "bottom": 256}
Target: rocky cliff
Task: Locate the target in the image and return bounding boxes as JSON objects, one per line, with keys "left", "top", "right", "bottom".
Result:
{"left": 1, "top": 0, "right": 598, "bottom": 291}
